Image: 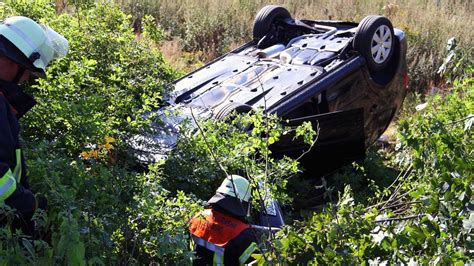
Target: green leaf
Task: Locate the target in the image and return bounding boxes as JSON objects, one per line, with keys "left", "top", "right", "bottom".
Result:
{"left": 462, "top": 212, "right": 474, "bottom": 231}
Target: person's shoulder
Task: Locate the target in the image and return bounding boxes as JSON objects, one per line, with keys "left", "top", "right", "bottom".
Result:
{"left": 236, "top": 227, "right": 258, "bottom": 242}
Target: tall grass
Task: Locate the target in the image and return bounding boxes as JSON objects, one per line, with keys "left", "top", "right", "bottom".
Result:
{"left": 116, "top": 0, "right": 473, "bottom": 91}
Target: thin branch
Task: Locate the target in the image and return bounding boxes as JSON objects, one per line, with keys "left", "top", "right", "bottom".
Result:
{"left": 445, "top": 114, "right": 473, "bottom": 125}
{"left": 367, "top": 187, "right": 415, "bottom": 211}
{"left": 255, "top": 69, "right": 278, "bottom": 257}
{"left": 375, "top": 214, "right": 424, "bottom": 223}
{"left": 189, "top": 107, "right": 228, "bottom": 177}
{"left": 386, "top": 165, "right": 413, "bottom": 194}
{"left": 294, "top": 122, "right": 320, "bottom": 162}
{"left": 381, "top": 166, "right": 413, "bottom": 209}
{"left": 188, "top": 108, "right": 253, "bottom": 226}
{"left": 375, "top": 164, "right": 412, "bottom": 207}
{"left": 245, "top": 168, "right": 270, "bottom": 262}
{"left": 254, "top": 70, "right": 270, "bottom": 203}
{"left": 378, "top": 200, "right": 421, "bottom": 212}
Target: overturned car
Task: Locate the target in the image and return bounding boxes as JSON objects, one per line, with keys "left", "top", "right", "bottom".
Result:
{"left": 132, "top": 5, "right": 409, "bottom": 229}
{"left": 132, "top": 5, "right": 408, "bottom": 174}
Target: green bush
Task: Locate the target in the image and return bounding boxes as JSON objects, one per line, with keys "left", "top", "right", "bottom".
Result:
{"left": 0, "top": 1, "right": 198, "bottom": 264}
{"left": 12, "top": 1, "right": 176, "bottom": 155}
{"left": 263, "top": 73, "right": 473, "bottom": 264}
{"left": 162, "top": 109, "right": 315, "bottom": 203}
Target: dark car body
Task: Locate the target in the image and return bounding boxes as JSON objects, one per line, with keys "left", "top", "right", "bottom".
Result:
{"left": 132, "top": 11, "right": 408, "bottom": 174}
{"left": 131, "top": 7, "right": 409, "bottom": 229}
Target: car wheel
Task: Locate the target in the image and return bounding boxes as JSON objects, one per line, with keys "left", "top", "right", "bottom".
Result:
{"left": 253, "top": 5, "right": 291, "bottom": 41}
{"left": 353, "top": 15, "right": 395, "bottom": 72}
{"left": 215, "top": 102, "right": 253, "bottom": 121}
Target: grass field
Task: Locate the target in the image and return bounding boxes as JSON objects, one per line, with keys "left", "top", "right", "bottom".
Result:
{"left": 114, "top": 0, "right": 473, "bottom": 91}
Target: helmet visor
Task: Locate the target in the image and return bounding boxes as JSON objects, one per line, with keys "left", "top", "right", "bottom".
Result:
{"left": 208, "top": 193, "right": 250, "bottom": 218}
{"left": 40, "top": 24, "right": 68, "bottom": 59}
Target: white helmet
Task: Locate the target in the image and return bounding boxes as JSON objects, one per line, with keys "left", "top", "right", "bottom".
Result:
{"left": 208, "top": 175, "right": 252, "bottom": 217}
{"left": 0, "top": 16, "right": 68, "bottom": 75}
{"left": 216, "top": 175, "right": 251, "bottom": 202}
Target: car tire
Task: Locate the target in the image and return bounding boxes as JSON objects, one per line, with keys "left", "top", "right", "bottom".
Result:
{"left": 253, "top": 5, "right": 291, "bottom": 41}
{"left": 353, "top": 15, "right": 395, "bottom": 72}
{"left": 215, "top": 102, "right": 253, "bottom": 121}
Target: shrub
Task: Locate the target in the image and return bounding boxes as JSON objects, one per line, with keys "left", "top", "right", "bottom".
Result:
{"left": 0, "top": 1, "right": 198, "bottom": 264}
{"left": 263, "top": 72, "right": 473, "bottom": 264}
{"left": 9, "top": 1, "right": 176, "bottom": 156}
{"left": 162, "top": 109, "right": 316, "bottom": 203}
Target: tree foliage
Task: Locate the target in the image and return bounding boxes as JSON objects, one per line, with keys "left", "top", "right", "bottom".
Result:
{"left": 263, "top": 73, "right": 473, "bottom": 264}
{"left": 0, "top": 1, "right": 197, "bottom": 264}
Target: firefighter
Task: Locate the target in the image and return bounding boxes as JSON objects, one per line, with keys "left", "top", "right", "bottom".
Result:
{"left": 189, "top": 175, "right": 259, "bottom": 265}
{"left": 0, "top": 16, "right": 68, "bottom": 235}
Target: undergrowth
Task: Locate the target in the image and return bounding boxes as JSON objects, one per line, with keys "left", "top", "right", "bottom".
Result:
{"left": 0, "top": 1, "right": 198, "bottom": 264}
{"left": 262, "top": 71, "right": 473, "bottom": 264}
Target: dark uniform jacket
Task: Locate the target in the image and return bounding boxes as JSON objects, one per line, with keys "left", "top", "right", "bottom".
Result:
{"left": 190, "top": 207, "right": 259, "bottom": 265}
{"left": 0, "top": 80, "right": 36, "bottom": 234}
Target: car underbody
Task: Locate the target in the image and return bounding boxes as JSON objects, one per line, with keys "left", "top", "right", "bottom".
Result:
{"left": 130, "top": 5, "right": 409, "bottom": 229}
{"left": 132, "top": 7, "right": 408, "bottom": 169}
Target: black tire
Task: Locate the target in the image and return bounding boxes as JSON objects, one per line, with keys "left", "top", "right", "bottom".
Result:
{"left": 353, "top": 15, "right": 395, "bottom": 72}
{"left": 253, "top": 5, "right": 291, "bottom": 40}
{"left": 215, "top": 102, "right": 253, "bottom": 121}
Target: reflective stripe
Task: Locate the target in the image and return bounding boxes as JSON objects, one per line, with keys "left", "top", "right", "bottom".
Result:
{"left": 5, "top": 22, "right": 48, "bottom": 66}
{"left": 213, "top": 252, "right": 224, "bottom": 266}
{"left": 192, "top": 236, "right": 225, "bottom": 265}
{"left": 13, "top": 149, "right": 22, "bottom": 183}
{"left": 192, "top": 235, "right": 225, "bottom": 254}
{"left": 0, "top": 169, "right": 17, "bottom": 201}
{"left": 238, "top": 242, "right": 258, "bottom": 265}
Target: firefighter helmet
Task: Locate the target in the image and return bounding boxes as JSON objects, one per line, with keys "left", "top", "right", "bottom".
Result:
{"left": 208, "top": 175, "right": 252, "bottom": 217}
{"left": 216, "top": 175, "right": 251, "bottom": 202}
{"left": 0, "top": 16, "right": 68, "bottom": 76}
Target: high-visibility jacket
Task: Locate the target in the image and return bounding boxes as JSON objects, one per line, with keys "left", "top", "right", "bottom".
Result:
{"left": 190, "top": 208, "right": 258, "bottom": 266}
{"left": 0, "top": 80, "right": 36, "bottom": 230}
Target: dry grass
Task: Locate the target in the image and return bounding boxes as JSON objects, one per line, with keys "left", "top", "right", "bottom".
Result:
{"left": 160, "top": 39, "right": 183, "bottom": 66}
{"left": 160, "top": 38, "right": 206, "bottom": 72}
{"left": 117, "top": 0, "right": 473, "bottom": 91}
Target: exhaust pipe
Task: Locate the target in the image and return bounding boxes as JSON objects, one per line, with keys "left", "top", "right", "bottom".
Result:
{"left": 257, "top": 44, "right": 286, "bottom": 58}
